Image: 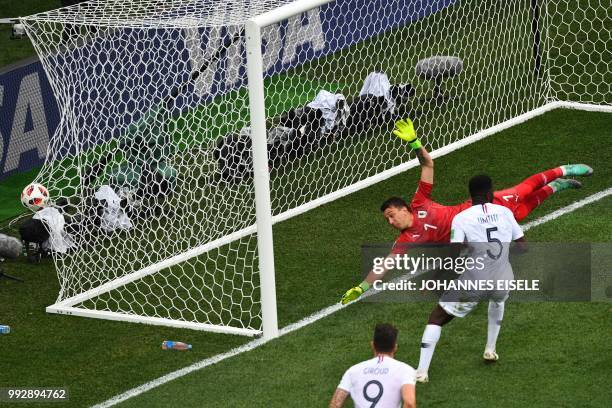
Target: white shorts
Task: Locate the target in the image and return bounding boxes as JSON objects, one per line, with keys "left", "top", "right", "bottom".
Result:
{"left": 439, "top": 291, "right": 509, "bottom": 318}
{"left": 438, "top": 270, "right": 512, "bottom": 317}
{"left": 439, "top": 300, "right": 479, "bottom": 318}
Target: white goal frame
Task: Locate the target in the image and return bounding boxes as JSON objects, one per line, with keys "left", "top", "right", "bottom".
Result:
{"left": 43, "top": 0, "right": 612, "bottom": 339}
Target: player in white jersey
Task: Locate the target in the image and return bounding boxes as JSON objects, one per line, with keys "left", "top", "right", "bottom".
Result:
{"left": 330, "top": 324, "right": 416, "bottom": 408}
{"left": 415, "top": 175, "right": 525, "bottom": 383}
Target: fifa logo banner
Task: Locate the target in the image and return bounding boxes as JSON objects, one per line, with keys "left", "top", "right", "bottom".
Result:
{"left": 183, "top": 0, "right": 458, "bottom": 97}
{"left": 0, "top": 0, "right": 457, "bottom": 182}
{"left": 0, "top": 60, "right": 60, "bottom": 181}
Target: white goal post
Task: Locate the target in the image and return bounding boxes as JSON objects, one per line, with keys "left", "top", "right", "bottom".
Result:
{"left": 20, "top": 0, "right": 610, "bottom": 339}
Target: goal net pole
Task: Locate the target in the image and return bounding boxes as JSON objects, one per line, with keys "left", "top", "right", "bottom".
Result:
{"left": 245, "top": 19, "right": 278, "bottom": 340}
{"left": 244, "top": 0, "right": 340, "bottom": 339}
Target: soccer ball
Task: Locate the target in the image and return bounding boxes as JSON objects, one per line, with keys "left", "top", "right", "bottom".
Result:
{"left": 21, "top": 183, "right": 50, "bottom": 212}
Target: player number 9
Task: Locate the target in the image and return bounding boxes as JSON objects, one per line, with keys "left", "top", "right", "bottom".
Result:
{"left": 363, "top": 380, "right": 384, "bottom": 407}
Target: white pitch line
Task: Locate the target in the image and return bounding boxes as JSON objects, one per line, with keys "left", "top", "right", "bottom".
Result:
{"left": 521, "top": 187, "right": 612, "bottom": 231}
{"left": 92, "top": 187, "right": 612, "bottom": 408}
{"left": 91, "top": 302, "right": 350, "bottom": 408}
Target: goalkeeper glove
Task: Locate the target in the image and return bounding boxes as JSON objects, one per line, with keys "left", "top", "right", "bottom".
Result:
{"left": 341, "top": 281, "right": 370, "bottom": 305}
{"left": 392, "top": 118, "right": 422, "bottom": 150}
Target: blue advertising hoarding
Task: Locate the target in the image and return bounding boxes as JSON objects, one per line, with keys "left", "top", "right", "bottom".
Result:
{"left": 0, "top": 0, "right": 457, "bottom": 181}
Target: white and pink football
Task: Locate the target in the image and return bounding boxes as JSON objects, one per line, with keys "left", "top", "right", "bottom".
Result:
{"left": 21, "top": 183, "right": 49, "bottom": 212}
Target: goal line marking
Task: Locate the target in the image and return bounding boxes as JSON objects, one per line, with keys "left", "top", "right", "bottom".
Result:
{"left": 92, "top": 186, "right": 612, "bottom": 408}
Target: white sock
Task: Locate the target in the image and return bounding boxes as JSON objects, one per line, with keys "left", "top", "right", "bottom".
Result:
{"left": 418, "top": 324, "right": 442, "bottom": 373}
{"left": 486, "top": 301, "right": 505, "bottom": 351}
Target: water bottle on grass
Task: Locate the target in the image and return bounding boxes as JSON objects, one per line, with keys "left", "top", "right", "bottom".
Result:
{"left": 162, "top": 340, "right": 191, "bottom": 350}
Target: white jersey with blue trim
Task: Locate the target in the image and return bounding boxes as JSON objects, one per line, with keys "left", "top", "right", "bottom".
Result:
{"left": 450, "top": 203, "right": 524, "bottom": 279}
{"left": 338, "top": 355, "right": 415, "bottom": 408}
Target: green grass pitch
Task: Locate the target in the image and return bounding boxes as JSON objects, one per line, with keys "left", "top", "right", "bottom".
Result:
{"left": 0, "top": 0, "right": 610, "bottom": 406}
{"left": 1, "top": 108, "right": 610, "bottom": 407}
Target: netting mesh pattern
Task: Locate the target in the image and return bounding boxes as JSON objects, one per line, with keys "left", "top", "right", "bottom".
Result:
{"left": 24, "top": 0, "right": 294, "bottom": 28}
{"left": 546, "top": 1, "right": 611, "bottom": 104}
{"left": 24, "top": 15, "right": 263, "bottom": 330}
{"left": 21, "top": 0, "right": 610, "bottom": 333}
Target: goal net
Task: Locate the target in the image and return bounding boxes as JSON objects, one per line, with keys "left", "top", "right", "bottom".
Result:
{"left": 20, "top": 0, "right": 610, "bottom": 336}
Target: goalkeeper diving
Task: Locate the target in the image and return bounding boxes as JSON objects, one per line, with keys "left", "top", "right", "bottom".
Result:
{"left": 341, "top": 118, "right": 593, "bottom": 304}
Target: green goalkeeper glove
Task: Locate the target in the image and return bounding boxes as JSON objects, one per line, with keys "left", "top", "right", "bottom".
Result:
{"left": 341, "top": 281, "right": 370, "bottom": 305}
{"left": 392, "top": 118, "right": 422, "bottom": 149}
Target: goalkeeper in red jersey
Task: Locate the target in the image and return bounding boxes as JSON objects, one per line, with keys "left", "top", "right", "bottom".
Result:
{"left": 340, "top": 118, "right": 593, "bottom": 305}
